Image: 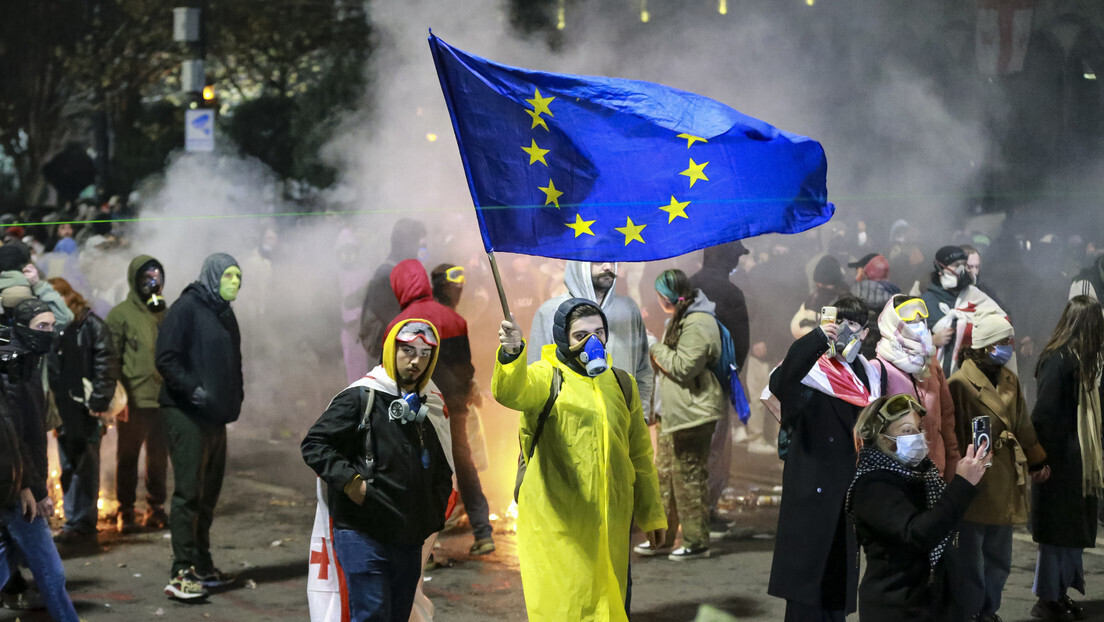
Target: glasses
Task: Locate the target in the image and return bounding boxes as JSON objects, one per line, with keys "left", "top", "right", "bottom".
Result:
{"left": 877, "top": 394, "right": 926, "bottom": 425}
{"left": 398, "top": 344, "right": 434, "bottom": 359}
{"left": 894, "top": 299, "right": 929, "bottom": 322}
{"left": 396, "top": 321, "right": 439, "bottom": 346}
{"left": 445, "top": 266, "right": 465, "bottom": 284}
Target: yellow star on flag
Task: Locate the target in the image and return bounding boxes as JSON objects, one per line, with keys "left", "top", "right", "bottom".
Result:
{"left": 660, "top": 196, "right": 690, "bottom": 222}
{"left": 615, "top": 217, "right": 646, "bottom": 245}
{"left": 565, "top": 214, "right": 595, "bottom": 237}
{"left": 522, "top": 139, "right": 550, "bottom": 166}
{"left": 526, "top": 109, "right": 549, "bottom": 131}
{"left": 680, "top": 158, "right": 709, "bottom": 187}
{"left": 538, "top": 179, "right": 563, "bottom": 208}
{"left": 677, "top": 133, "right": 708, "bottom": 148}
{"left": 526, "top": 89, "right": 555, "bottom": 117}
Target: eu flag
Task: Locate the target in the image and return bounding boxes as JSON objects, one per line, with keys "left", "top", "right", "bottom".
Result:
{"left": 429, "top": 33, "right": 834, "bottom": 262}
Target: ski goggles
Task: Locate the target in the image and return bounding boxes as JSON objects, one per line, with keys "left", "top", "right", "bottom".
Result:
{"left": 876, "top": 394, "right": 927, "bottom": 426}
{"left": 894, "top": 298, "right": 929, "bottom": 323}
{"left": 396, "top": 321, "right": 438, "bottom": 347}
{"left": 445, "top": 266, "right": 465, "bottom": 284}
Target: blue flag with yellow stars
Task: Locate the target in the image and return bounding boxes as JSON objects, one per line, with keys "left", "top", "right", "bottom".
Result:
{"left": 429, "top": 33, "right": 834, "bottom": 262}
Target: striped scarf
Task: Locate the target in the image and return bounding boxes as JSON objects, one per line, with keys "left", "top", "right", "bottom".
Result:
{"left": 846, "top": 446, "right": 950, "bottom": 569}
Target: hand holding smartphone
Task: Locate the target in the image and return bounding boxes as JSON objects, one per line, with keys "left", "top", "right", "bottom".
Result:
{"left": 972, "top": 415, "right": 992, "bottom": 463}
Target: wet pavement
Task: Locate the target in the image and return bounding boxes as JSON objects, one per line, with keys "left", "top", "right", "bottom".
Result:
{"left": 2, "top": 435, "right": 1102, "bottom": 621}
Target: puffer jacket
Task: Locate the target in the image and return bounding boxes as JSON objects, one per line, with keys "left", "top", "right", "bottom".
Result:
{"left": 649, "top": 290, "right": 725, "bottom": 435}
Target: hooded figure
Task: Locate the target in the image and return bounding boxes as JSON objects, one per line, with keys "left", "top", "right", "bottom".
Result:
{"left": 155, "top": 253, "right": 243, "bottom": 600}
{"left": 1069, "top": 254, "right": 1104, "bottom": 301}
{"left": 0, "top": 240, "right": 73, "bottom": 331}
{"left": 302, "top": 318, "right": 453, "bottom": 622}
{"left": 358, "top": 218, "right": 427, "bottom": 368}
{"left": 528, "top": 260, "right": 653, "bottom": 412}
{"left": 385, "top": 259, "right": 494, "bottom": 555}
{"left": 493, "top": 298, "right": 665, "bottom": 622}
{"left": 107, "top": 254, "right": 170, "bottom": 532}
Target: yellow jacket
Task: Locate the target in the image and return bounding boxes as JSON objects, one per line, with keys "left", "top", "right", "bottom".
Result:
{"left": 493, "top": 344, "right": 665, "bottom": 622}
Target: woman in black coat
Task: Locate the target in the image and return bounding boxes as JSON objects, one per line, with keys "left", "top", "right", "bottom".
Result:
{"left": 1029, "top": 295, "right": 1104, "bottom": 621}
{"left": 767, "top": 296, "right": 873, "bottom": 621}
{"left": 847, "top": 393, "right": 987, "bottom": 621}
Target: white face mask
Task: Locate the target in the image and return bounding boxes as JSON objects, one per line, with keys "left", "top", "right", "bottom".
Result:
{"left": 906, "top": 320, "right": 934, "bottom": 354}
{"left": 883, "top": 432, "right": 928, "bottom": 466}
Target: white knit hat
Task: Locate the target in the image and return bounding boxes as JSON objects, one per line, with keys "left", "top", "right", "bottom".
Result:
{"left": 971, "top": 313, "right": 1013, "bottom": 348}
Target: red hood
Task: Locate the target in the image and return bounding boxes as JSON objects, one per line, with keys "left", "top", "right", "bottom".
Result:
{"left": 390, "top": 259, "right": 432, "bottom": 309}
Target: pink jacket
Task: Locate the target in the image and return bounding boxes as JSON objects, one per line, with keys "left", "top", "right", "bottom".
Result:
{"left": 875, "top": 356, "right": 962, "bottom": 482}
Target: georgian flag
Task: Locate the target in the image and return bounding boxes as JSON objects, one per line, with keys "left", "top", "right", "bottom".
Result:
{"left": 307, "top": 478, "right": 348, "bottom": 622}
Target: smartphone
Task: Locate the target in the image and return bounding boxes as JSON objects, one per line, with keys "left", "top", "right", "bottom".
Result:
{"left": 972, "top": 415, "right": 991, "bottom": 457}
{"left": 820, "top": 306, "right": 837, "bottom": 357}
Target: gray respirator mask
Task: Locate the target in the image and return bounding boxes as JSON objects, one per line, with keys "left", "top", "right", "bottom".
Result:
{"left": 834, "top": 324, "right": 863, "bottom": 364}
{"left": 389, "top": 392, "right": 428, "bottom": 425}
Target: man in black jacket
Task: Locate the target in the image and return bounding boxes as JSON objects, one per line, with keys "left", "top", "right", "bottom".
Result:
{"left": 358, "top": 219, "right": 427, "bottom": 369}
{"left": 155, "top": 253, "right": 243, "bottom": 600}
{"left": 302, "top": 319, "right": 453, "bottom": 621}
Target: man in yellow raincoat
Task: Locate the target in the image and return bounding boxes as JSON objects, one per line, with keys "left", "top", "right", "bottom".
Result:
{"left": 493, "top": 298, "right": 666, "bottom": 621}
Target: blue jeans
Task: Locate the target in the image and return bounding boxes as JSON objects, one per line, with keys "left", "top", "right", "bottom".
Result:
{"left": 957, "top": 522, "right": 1013, "bottom": 617}
{"left": 333, "top": 529, "right": 422, "bottom": 622}
{"left": 58, "top": 433, "right": 101, "bottom": 534}
{"left": 0, "top": 504, "right": 79, "bottom": 621}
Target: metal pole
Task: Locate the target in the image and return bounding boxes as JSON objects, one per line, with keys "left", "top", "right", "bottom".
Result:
{"left": 486, "top": 251, "right": 514, "bottom": 323}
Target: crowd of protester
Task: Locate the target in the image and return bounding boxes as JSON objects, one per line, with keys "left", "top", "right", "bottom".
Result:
{"left": 0, "top": 199, "right": 1101, "bottom": 621}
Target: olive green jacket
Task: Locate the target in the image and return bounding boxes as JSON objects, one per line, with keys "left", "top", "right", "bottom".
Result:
{"left": 105, "top": 255, "right": 164, "bottom": 408}
{"left": 650, "top": 293, "right": 726, "bottom": 435}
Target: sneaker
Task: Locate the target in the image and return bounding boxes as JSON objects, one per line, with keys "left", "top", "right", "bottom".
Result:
{"left": 667, "top": 546, "right": 710, "bottom": 561}
{"left": 469, "top": 537, "right": 495, "bottom": 556}
{"left": 709, "top": 518, "right": 734, "bottom": 541}
{"left": 164, "top": 569, "right": 208, "bottom": 600}
{"left": 748, "top": 438, "right": 778, "bottom": 455}
{"left": 1031, "top": 599, "right": 1074, "bottom": 622}
{"left": 144, "top": 507, "right": 169, "bottom": 530}
{"left": 633, "top": 541, "right": 673, "bottom": 556}
{"left": 732, "top": 427, "right": 749, "bottom": 443}
{"left": 117, "top": 510, "right": 140, "bottom": 534}
{"left": 193, "top": 566, "right": 236, "bottom": 588}
{"left": 1, "top": 588, "right": 45, "bottom": 610}
{"left": 1060, "top": 595, "right": 1085, "bottom": 621}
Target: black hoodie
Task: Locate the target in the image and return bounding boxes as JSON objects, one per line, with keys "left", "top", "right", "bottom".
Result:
{"left": 155, "top": 254, "right": 244, "bottom": 424}
{"left": 689, "top": 242, "right": 750, "bottom": 369}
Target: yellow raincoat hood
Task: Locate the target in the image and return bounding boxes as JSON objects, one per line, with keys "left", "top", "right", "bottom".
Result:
{"left": 382, "top": 318, "right": 440, "bottom": 395}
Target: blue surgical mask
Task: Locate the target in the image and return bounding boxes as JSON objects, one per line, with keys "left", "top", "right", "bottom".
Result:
{"left": 987, "top": 344, "right": 1014, "bottom": 367}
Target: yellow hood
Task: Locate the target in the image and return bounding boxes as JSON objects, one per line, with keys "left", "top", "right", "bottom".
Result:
{"left": 382, "top": 317, "right": 440, "bottom": 394}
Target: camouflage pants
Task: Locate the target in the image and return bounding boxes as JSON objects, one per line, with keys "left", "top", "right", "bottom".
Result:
{"left": 656, "top": 420, "right": 714, "bottom": 550}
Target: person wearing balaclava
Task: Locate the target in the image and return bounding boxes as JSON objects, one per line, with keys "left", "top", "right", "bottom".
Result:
{"left": 0, "top": 241, "right": 73, "bottom": 331}
{"left": 155, "top": 253, "right": 243, "bottom": 601}
{"left": 527, "top": 260, "right": 654, "bottom": 416}
{"left": 768, "top": 295, "right": 879, "bottom": 622}
{"left": 106, "top": 255, "right": 169, "bottom": 534}
{"left": 947, "top": 312, "right": 1049, "bottom": 622}
{"left": 790, "top": 254, "right": 848, "bottom": 340}
{"left": 0, "top": 299, "right": 80, "bottom": 621}
{"left": 358, "top": 218, "right": 427, "bottom": 370}
{"left": 494, "top": 299, "right": 665, "bottom": 622}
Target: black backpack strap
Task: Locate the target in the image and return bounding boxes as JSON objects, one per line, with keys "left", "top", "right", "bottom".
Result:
{"left": 358, "top": 387, "right": 378, "bottom": 481}
{"left": 611, "top": 367, "right": 634, "bottom": 409}
{"left": 525, "top": 367, "right": 562, "bottom": 460}
{"left": 876, "top": 360, "right": 888, "bottom": 397}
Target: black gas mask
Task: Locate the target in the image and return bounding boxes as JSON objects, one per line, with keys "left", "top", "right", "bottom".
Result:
{"left": 138, "top": 267, "right": 166, "bottom": 312}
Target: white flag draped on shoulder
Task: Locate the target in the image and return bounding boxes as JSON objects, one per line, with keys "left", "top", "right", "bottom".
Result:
{"left": 308, "top": 478, "right": 348, "bottom": 622}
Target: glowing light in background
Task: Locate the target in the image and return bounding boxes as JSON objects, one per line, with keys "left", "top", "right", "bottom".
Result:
{"left": 719, "top": 0, "right": 727, "bottom": 15}
{"left": 426, "top": 133, "right": 438, "bottom": 142}
{"left": 557, "top": 0, "right": 566, "bottom": 30}
{"left": 806, "top": 0, "right": 815, "bottom": 6}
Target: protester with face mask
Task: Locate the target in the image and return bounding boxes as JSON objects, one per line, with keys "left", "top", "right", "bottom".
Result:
{"left": 0, "top": 242, "right": 73, "bottom": 331}
{"left": 302, "top": 319, "right": 453, "bottom": 622}
{"left": 846, "top": 393, "right": 988, "bottom": 621}
{"left": 105, "top": 255, "right": 169, "bottom": 534}
{"left": 494, "top": 299, "right": 665, "bottom": 622}
{"left": 155, "top": 253, "right": 244, "bottom": 600}
{"left": 1028, "top": 296, "right": 1104, "bottom": 621}
{"left": 948, "top": 313, "right": 1049, "bottom": 622}
{"left": 768, "top": 295, "right": 879, "bottom": 622}
{"left": 636, "top": 269, "right": 725, "bottom": 561}
{"left": 0, "top": 299, "right": 80, "bottom": 621}
{"left": 790, "top": 254, "right": 849, "bottom": 340}
{"left": 850, "top": 253, "right": 901, "bottom": 357}
{"left": 47, "top": 278, "right": 117, "bottom": 544}
{"left": 875, "top": 296, "right": 962, "bottom": 482}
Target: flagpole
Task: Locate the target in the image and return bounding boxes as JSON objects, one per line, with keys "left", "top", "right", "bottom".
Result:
{"left": 486, "top": 251, "right": 514, "bottom": 323}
